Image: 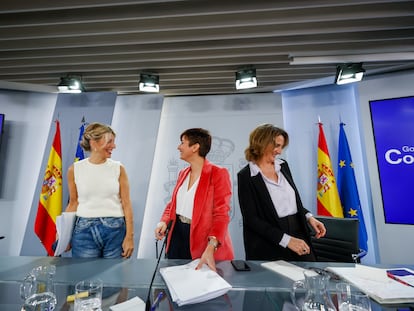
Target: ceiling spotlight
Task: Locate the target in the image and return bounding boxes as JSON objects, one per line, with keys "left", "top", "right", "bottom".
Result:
{"left": 335, "top": 63, "right": 365, "bottom": 85}
{"left": 139, "top": 73, "right": 159, "bottom": 93}
{"left": 57, "top": 76, "right": 85, "bottom": 93}
{"left": 235, "top": 68, "right": 257, "bottom": 90}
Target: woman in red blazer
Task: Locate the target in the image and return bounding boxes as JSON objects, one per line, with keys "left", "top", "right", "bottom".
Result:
{"left": 155, "top": 128, "right": 234, "bottom": 271}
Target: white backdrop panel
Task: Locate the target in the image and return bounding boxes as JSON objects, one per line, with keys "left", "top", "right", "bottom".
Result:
{"left": 111, "top": 94, "right": 164, "bottom": 259}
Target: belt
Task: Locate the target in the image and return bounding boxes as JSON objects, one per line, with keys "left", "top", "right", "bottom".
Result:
{"left": 178, "top": 215, "right": 191, "bottom": 224}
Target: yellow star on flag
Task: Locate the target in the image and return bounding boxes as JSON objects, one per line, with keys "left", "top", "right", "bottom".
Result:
{"left": 348, "top": 208, "right": 358, "bottom": 217}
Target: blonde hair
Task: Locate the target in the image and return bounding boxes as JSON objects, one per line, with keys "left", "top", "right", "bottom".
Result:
{"left": 80, "top": 122, "right": 116, "bottom": 152}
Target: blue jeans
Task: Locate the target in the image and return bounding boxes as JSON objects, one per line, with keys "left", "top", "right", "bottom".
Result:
{"left": 71, "top": 217, "right": 126, "bottom": 258}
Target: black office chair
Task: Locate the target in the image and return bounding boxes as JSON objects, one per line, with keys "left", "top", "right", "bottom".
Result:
{"left": 310, "top": 216, "right": 366, "bottom": 263}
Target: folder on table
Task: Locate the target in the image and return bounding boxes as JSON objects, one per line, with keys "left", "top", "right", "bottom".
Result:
{"left": 327, "top": 264, "right": 414, "bottom": 304}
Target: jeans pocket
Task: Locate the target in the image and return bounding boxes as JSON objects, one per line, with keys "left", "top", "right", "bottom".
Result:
{"left": 73, "top": 217, "right": 95, "bottom": 233}
{"left": 101, "top": 217, "right": 125, "bottom": 229}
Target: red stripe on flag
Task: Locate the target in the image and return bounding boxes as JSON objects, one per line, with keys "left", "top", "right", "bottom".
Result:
{"left": 318, "top": 123, "right": 330, "bottom": 156}
{"left": 34, "top": 202, "right": 57, "bottom": 256}
{"left": 53, "top": 125, "right": 62, "bottom": 157}
{"left": 317, "top": 200, "right": 332, "bottom": 216}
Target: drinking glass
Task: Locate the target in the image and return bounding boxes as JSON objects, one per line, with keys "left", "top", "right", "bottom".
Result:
{"left": 336, "top": 282, "right": 371, "bottom": 311}
{"left": 74, "top": 279, "right": 103, "bottom": 311}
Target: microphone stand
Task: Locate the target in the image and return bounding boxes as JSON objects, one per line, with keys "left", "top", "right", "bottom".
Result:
{"left": 145, "top": 220, "right": 172, "bottom": 311}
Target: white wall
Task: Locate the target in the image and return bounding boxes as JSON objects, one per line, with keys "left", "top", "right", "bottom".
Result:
{"left": 0, "top": 90, "right": 57, "bottom": 255}
{"left": 358, "top": 71, "right": 414, "bottom": 265}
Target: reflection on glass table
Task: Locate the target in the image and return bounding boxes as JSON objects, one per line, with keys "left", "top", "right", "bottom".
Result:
{"left": 1, "top": 282, "right": 409, "bottom": 311}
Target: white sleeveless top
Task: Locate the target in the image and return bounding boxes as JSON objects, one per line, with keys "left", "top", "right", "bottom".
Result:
{"left": 74, "top": 158, "right": 124, "bottom": 218}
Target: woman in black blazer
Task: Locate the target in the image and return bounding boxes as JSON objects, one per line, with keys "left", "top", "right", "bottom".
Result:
{"left": 237, "top": 124, "right": 326, "bottom": 261}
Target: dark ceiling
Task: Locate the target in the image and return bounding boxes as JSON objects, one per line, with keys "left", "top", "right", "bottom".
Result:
{"left": 0, "top": 0, "right": 413, "bottom": 96}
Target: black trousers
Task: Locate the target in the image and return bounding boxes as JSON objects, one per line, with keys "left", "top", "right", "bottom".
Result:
{"left": 167, "top": 216, "right": 191, "bottom": 259}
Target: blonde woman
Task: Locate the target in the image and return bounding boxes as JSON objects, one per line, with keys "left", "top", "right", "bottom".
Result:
{"left": 65, "top": 122, "right": 134, "bottom": 258}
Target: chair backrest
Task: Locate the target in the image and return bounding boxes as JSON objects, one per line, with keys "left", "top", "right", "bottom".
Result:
{"left": 310, "top": 216, "right": 360, "bottom": 263}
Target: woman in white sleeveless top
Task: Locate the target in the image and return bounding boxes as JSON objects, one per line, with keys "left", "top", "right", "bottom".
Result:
{"left": 64, "top": 122, "right": 134, "bottom": 259}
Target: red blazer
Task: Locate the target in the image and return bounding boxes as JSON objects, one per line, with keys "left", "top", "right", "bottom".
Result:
{"left": 160, "top": 159, "right": 234, "bottom": 260}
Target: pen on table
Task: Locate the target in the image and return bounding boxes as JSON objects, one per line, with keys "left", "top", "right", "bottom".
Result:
{"left": 386, "top": 271, "right": 414, "bottom": 288}
{"left": 150, "top": 291, "right": 164, "bottom": 311}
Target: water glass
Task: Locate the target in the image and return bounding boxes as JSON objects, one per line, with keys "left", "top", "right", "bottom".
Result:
{"left": 336, "top": 282, "right": 371, "bottom": 311}
{"left": 74, "top": 279, "right": 103, "bottom": 311}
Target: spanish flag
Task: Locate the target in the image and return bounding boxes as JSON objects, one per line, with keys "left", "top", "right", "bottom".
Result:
{"left": 316, "top": 123, "right": 343, "bottom": 217}
{"left": 34, "top": 120, "right": 63, "bottom": 256}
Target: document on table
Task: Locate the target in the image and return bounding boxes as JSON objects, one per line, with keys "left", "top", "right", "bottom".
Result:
{"left": 327, "top": 264, "right": 414, "bottom": 304}
{"left": 261, "top": 260, "right": 309, "bottom": 281}
{"left": 109, "top": 296, "right": 145, "bottom": 311}
{"left": 159, "top": 259, "right": 232, "bottom": 306}
{"left": 54, "top": 212, "right": 76, "bottom": 256}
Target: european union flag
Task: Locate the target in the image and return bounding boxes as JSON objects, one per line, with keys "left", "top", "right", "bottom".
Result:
{"left": 74, "top": 122, "right": 86, "bottom": 162}
{"left": 337, "top": 123, "right": 368, "bottom": 252}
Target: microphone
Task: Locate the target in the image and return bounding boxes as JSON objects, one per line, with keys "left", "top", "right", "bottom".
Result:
{"left": 145, "top": 220, "right": 173, "bottom": 311}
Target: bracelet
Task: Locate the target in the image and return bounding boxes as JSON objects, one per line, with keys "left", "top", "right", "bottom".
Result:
{"left": 208, "top": 237, "right": 220, "bottom": 251}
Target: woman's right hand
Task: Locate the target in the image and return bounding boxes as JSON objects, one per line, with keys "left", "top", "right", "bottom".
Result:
{"left": 65, "top": 243, "right": 72, "bottom": 252}
{"left": 154, "top": 222, "right": 167, "bottom": 240}
{"left": 287, "top": 236, "right": 310, "bottom": 256}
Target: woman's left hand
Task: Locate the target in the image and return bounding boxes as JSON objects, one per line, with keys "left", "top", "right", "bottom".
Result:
{"left": 308, "top": 217, "right": 327, "bottom": 239}
{"left": 121, "top": 235, "right": 134, "bottom": 258}
{"left": 195, "top": 243, "right": 216, "bottom": 272}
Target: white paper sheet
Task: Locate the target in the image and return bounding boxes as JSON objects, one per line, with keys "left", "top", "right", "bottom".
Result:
{"left": 160, "top": 259, "right": 232, "bottom": 306}
{"left": 261, "top": 260, "right": 310, "bottom": 281}
{"left": 109, "top": 296, "right": 145, "bottom": 311}
{"left": 54, "top": 212, "right": 76, "bottom": 256}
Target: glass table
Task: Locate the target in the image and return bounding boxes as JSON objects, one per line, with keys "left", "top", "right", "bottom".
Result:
{"left": 0, "top": 256, "right": 412, "bottom": 310}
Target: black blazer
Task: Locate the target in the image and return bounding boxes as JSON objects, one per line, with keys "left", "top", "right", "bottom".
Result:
{"left": 237, "top": 160, "right": 314, "bottom": 261}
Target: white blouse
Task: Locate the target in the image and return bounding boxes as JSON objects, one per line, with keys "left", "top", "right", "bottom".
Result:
{"left": 176, "top": 173, "right": 200, "bottom": 220}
